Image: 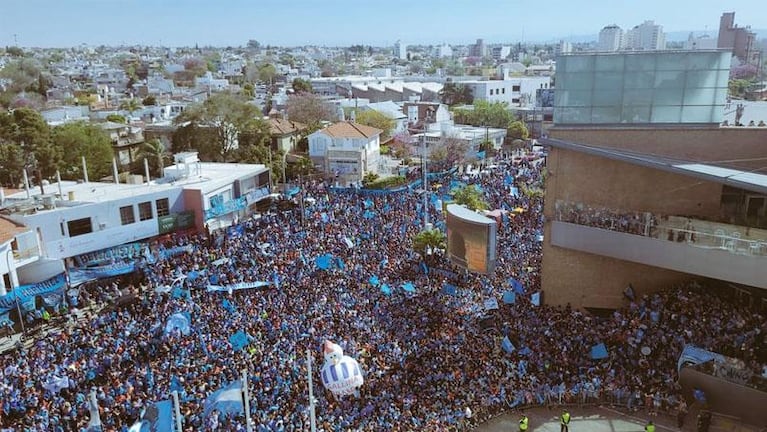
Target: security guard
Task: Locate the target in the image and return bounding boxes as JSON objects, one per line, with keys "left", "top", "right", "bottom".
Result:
{"left": 560, "top": 409, "right": 571, "bottom": 432}
{"left": 645, "top": 420, "right": 655, "bottom": 432}
{"left": 519, "top": 413, "right": 529, "bottom": 431}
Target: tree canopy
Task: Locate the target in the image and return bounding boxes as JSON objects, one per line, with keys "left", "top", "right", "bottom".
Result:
{"left": 286, "top": 93, "right": 338, "bottom": 129}
{"left": 428, "top": 135, "right": 470, "bottom": 172}
{"left": 354, "top": 110, "right": 395, "bottom": 141}
{"left": 291, "top": 78, "right": 312, "bottom": 94}
{"left": 52, "top": 122, "right": 114, "bottom": 181}
{"left": 450, "top": 184, "right": 489, "bottom": 211}
{"left": 439, "top": 82, "right": 473, "bottom": 106}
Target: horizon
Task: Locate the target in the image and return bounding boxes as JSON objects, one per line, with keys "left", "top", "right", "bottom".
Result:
{"left": 2, "top": 0, "right": 766, "bottom": 48}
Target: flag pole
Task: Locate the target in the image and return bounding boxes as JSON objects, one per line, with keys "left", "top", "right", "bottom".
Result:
{"left": 172, "top": 390, "right": 183, "bottom": 432}
{"left": 241, "top": 369, "right": 253, "bottom": 432}
{"left": 307, "top": 349, "right": 317, "bottom": 432}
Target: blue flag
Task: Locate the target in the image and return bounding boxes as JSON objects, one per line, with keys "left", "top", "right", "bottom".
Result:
{"left": 315, "top": 254, "right": 333, "bottom": 270}
{"left": 401, "top": 282, "right": 415, "bottom": 293}
{"left": 363, "top": 210, "right": 376, "bottom": 219}
{"left": 504, "top": 174, "right": 514, "bottom": 186}
{"left": 442, "top": 283, "right": 457, "bottom": 296}
{"left": 336, "top": 258, "right": 346, "bottom": 270}
{"left": 320, "top": 212, "right": 329, "bottom": 223}
{"left": 368, "top": 275, "right": 380, "bottom": 287}
{"left": 502, "top": 291, "right": 516, "bottom": 304}
{"left": 203, "top": 380, "right": 244, "bottom": 418}
{"left": 129, "top": 400, "right": 173, "bottom": 432}
{"left": 363, "top": 198, "right": 374, "bottom": 209}
{"left": 380, "top": 284, "right": 392, "bottom": 296}
{"left": 502, "top": 336, "right": 516, "bottom": 354}
{"left": 164, "top": 312, "right": 191, "bottom": 336}
{"left": 229, "top": 330, "right": 249, "bottom": 351}
{"left": 590, "top": 343, "right": 609, "bottom": 360}
{"left": 508, "top": 278, "right": 525, "bottom": 295}
{"left": 419, "top": 262, "right": 428, "bottom": 275}
{"left": 221, "top": 299, "right": 236, "bottom": 314}
{"left": 530, "top": 292, "right": 540, "bottom": 306}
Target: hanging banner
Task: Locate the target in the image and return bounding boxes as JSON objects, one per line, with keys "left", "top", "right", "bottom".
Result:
{"left": 0, "top": 273, "right": 68, "bottom": 313}
{"left": 68, "top": 262, "right": 136, "bottom": 287}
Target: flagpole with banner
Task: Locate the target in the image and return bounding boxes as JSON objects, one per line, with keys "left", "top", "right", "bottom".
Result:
{"left": 307, "top": 349, "right": 317, "bottom": 432}
{"left": 87, "top": 387, "right": 102, "bottom": 431}
{"left": 172, "top": 390, "right": 183, "bottom": 432}
{"left": 241, "top": 370, "right": 253, "bottom": 432}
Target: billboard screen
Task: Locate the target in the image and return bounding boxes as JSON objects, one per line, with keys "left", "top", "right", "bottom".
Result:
{"left": 446, "top": 204, "right": 497, "bottom": 274}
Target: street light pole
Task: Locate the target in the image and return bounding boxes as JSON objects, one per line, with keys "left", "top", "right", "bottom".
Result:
{"left": 421, "top": 132, "right": 429, "bottom": 229}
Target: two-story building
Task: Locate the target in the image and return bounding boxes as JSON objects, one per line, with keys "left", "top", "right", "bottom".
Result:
{"left": 308, "top": 121, "right": 383, "bottom": 186}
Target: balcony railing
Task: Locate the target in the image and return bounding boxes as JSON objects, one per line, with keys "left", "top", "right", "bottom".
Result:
{"left": 554, "top": 201, "right": 767, "bottom": 257}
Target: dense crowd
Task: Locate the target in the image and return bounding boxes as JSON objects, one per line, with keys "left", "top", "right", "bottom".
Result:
{"left": 0, "top": 153, "right": 765, "bottom": 432}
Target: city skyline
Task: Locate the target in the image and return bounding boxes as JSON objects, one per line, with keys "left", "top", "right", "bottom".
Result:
{"left": 2, "top": 0, "right": 766, "bottom": 48}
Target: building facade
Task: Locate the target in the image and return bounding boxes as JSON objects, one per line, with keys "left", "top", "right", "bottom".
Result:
{"left": 308, "top": 122, "right": 382, "bottom": 186}
{"left": 598, "top": 25, "right": 624, "bottom": 52}
{"left": 393, "top": 40, "right": 407, "bottom": 60}
{"left": 717, "top": 12, "right": 759, "bottom": 65}
{"left": 624, "top": 20, "right": 666, "bottom": 51}
{"left": 463, "top": 77, "right": 552, "bottom": 106}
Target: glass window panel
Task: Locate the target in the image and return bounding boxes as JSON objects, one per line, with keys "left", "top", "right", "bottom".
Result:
{"left": 625, "top": 54, "right": 656, "bottom": 71}
{"left": 683, "top": 88, "right": 717, "bottom": 106}
{"left": 556, "top": 107, "right": 591, "bottom": 124}
{"left": 623, "top": 71, "right": 655, "bottom": 89}
{"left": 558, "top": 90, "right": 592, "bottom": 107}
{"left": 653, "top": 87, "right": 684, "bottom": 105}
{"left": 565, "top": 55, "right": 595, "bottom": 72}
{"left": 621, "top": 105, "right": 651, "bottom": 123}
{"left": 595, "top": 72, "right": 623, "bottom": 89}
{"left": 651, "top": 106, "right": 682, "bottom": 123}
{"left": 595, "top": 55, "right": 625, "bottom": 72}
{"left": 623, "top": 89, "right": 653, "bottom": 106}
{"left": 560, "top": 72, "right": 593, "bottom": 90}
{"left": 686, "top": 70, "right": 718, "bottom": 88}
{"left": 655, "top": 70, "right": 685, "bottom": 89}
{"left": 591, "top": 107, "right": 621, "bottom": 123}
{"left": 687, "top": 52, "right": 719, "bottom": 70}
{"left": 714, "top": 87, "right": 729, "bottom": 105}
{"left": 681, "top": 105, "right": 715, "bottom": 123}
{"left": 656, "top": 54, "right": 684, "bottom": 70}
{"left": 592, "top": 90, "right": 622, "bottom": 106}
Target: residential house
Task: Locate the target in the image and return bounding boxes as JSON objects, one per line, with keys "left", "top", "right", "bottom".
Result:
{"left": 99, "top": 121, "right": 145, "bottom": 169}
{"left": 267, "top": 118, "right": 307, "bottom": 153}
{"left": 308, "top": 121, "right": 383, "bottom": 186}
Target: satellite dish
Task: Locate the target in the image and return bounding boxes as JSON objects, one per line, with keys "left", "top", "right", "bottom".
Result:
{"left": 641, "top": 346, "right": 651, "bottom": 356}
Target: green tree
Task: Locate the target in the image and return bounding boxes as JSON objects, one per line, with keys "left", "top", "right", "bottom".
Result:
{"left": 452, "top": 101, "right": 514, "bottom": 128}
{"left": 292, "top": 78, "right": 313, "bottom": 94}
{"left": 450, "top": 184, "right": 488, "bottom": 211}
{"left": 257, "top": 63, "right": 278, "bottom": 84}
{"left": 142, "top": 95, "right": 157, "bottom": 106}
{"left": 286, "top": 93, "right": 338, "bottom": 128}
{"left": 106, "top": 114, "right": 127, "bottom": 124}
{"left": 0, "top": 108, "right": 60, "bottom": 179}
{"left": 507, "top": 120, "right": 529, "bottom": 141}
{"left": 5, "top": 46, "right": 24, "bottom": 57}
{"left": 439, "top": 82, "right": 473, "bottom": 106}
{"left": 355, "top": 110, "right": 395, "bottom": 141}
{"left": 120, "top": 98, "right": 142, "bottom": 118}
{"left": 174, "top": 93, "right": 261, "bottom": 162}
{"left": 412, "top": 228, "right": 446, "bottom": 261}
{"left": 0, "top": 139, "right": 25, "bottom": 187}
{"left": 242, "top": 83, "right": 255, "bottom": 98}
{"left": 136, "top": 139, "right": 168, "bottom": 178}
{"left": 52, "top": 122, "right": 114, "bottom": 180}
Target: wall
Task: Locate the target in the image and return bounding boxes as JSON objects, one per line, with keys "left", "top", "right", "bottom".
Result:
{"left": 549, "top": 126, "right": 767, "bottom": 171}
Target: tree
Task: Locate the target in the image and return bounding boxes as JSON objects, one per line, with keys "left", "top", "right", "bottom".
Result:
{"left": 174, "top": 93, "right": 261, "bottom": 162}
{"left": 292, "top": 78, "right": 312, "bottom": 94}
{"left": 355, "top": 110, "right": 395, "bottom": 141}
{"left": 106, "top": 114, "right": 127, "bottom": 124}
{"left": 0, "top": 108, "right": 60, "bottom": 179}
{"left": 0, "top": 139, "right": 25, "bottom": 187}
{"left": 120, "top": 98, "right": 142, "bottom": 118}
{"left": 142, "top": 95, "right": 157, "bottom": 106}
{"left": 6, "top": 46, "right": 24, "bottom": 57}
{"left": 450, "top": 184, "right": 488, "bottom": 211}
{"left": 428, "top": 135, "right": 470, "bottom": 172}
{"left": 136, "top": 139, "right": 168, "bottom": 178}
{"left": 246, "top": 40, "right": 261, "bottom": 51}
{"left": 257, "top": 63, "right": 278, "bottom": 84}
{"left": 52, "top": 122, "right": 114, "bottom": 180}
{"left": 412, "top": 228, "right": 446, "bottom": 261}
{"left": 242, "top": 83, "right": 255, "bottom": 98}
{"left": 452, "top": 101, "right": 514, "bottom": 128}
{"left": 507, "top": 120, "right": 529, "bottom": 141}
{"left": 286, "top": 93, "right": 338, "bottom": 128}
{"left": 439, "top": 82, "right": 473, "bottom": 106}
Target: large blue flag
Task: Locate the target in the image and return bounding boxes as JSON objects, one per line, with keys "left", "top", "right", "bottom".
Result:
{"left": 502, "top": 336, "right": 516, "bottom": 354}
{"left": 590, "top": 343, "right": 609, "bottom": 360}
{"left": 368, "top": 275, "right": 380, "bottom": 287}
{"left": 229, "top": 330, "right": 249, "bottom": 351}
{"left": 316, "top": 254, "right": 333, "bottom": 270}
{"left": 380, "top": 284, "right": 392, "bottom": 296}
{"left": 164, "top": 312, "right": 191, "bottom": 336}
{"left": 442, "top": 283, "right": 457, "bottom": 296}
{"left": 203, "top": 380, "right": 244, "bottom": 418}
{"left": 221, "top": 299, "right": 236, "bottom": 314}
{"left": 128, "top": 400, "right": 173, "bottom": 432}
{"left": 502, "top": 291, "right": 516, "bottom": 304}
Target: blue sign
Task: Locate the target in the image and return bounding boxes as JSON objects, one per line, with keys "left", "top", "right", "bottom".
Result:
{"left": 0, "top": 273, "right": 67, "bottom": 313}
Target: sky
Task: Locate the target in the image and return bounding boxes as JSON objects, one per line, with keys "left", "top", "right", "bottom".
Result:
{"left": 1, "top": 0, "right": 766, "bottom": 48}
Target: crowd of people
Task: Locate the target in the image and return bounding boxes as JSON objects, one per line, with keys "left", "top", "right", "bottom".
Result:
{"left": 0, "top": 153, "right": 765, "bottom": 432}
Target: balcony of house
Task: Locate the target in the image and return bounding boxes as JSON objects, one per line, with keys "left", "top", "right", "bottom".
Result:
{"left": 11, "top": 231, "right": 41, "bottom": 267}
{"left": 550, "top": 201, "right": 767, "bottom": 289}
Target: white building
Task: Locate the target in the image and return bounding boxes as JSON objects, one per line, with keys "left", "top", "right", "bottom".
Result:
{"left": 195, "top": 71, "right": 230, "bottom": 92}
{"left": 437, "top": 44, "right": 453, "bottom": 58}
{"left": 685, "top": 33, "right": 718, "bottom": 50}
{"left": 557, "top": 40, "right": 573, "bottom": 55}
{"left": 461, "top": 77, "right": 551, "bottom": 106}
{"left": 413, "top": 122, "right": 507, "bottom": 156}
{"left": 625, "top": 20, "right": 666, "bottom": 51}
{"left": 491, "top": 46, "right": 511, "bottom": 61}
{"left": 394, "top": 40, "right": 407, "bottom": 60}
{"left": 308, "top": 121, "right": 383, "bottom": 186}
{"left": 2, "top": 152, "right": 271, "bottom": 263}
{"left": 598, "top": 25, "right": 624, "bottom": 52}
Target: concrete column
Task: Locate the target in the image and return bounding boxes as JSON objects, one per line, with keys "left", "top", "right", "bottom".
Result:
{"left": 0, "top": 269, "right": 6, "bottom": 296}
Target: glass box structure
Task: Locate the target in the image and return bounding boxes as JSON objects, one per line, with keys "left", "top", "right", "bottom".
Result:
{"left": 554, "top": 50, "right": 731, "bottom": 125}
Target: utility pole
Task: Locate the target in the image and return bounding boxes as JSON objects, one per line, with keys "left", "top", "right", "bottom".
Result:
{"left": 421, "top": 131, "right": 429, "bottom": 229}
{"left": 307, "top": 350, "right": 317, "bottom": 432}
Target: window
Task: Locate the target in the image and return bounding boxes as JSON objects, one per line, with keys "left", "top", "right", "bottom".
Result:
{"left": 67, "top": 218, "right": 92, "bottom": 237}
{"left": 512, "top": 98, "right": 520, "bottom": 103}
{"left": 512, "top": 85, "right": 521, "bottom": 92}
{"left": 155, "top": 198, "right": 170, "bottom": 217}
{"left": 138, "top": 201, "right": 153, "bottom": 221}
{"left": 120, "top": 205, "right": 136, "bottom": 225}
{"left": 502, "top": 88, "right": 506, "bottom": 94}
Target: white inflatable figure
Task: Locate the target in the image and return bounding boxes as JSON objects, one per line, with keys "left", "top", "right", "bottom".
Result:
{"left": 320, "top": 340, "right": 364, "bottom": 398}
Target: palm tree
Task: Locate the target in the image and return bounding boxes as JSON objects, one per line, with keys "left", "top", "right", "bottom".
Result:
{"left": 137, "top": 139, "right": 167, "bottom": 178}
{"left": 412, "top": 228, "right": 446, "bottom": 262}
{"left": 120, "top": 98, "right": 142, "bottom": 120}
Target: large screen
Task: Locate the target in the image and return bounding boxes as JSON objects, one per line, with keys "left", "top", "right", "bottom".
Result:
{"left": 446, "top": 204, "right": 497, "bottom": 274}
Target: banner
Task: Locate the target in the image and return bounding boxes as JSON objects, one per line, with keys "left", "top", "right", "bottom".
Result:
{"left": 502, "top": 291, "right": 516, "bottom": 304}
{"left": 128, "top": 400, "right": 173, "bottom": 432}
{"left": 164, "top": 312, "right": 191, "bottom": 336}
{"left": 442, "top": 283, "right": 457, "bottom": 296}
{"left": 0, "top": 273, "right": 67, "bottom": 313}
{"left": 74, "top": 243, "right": 145, "bottom": 267}
{"left": 229, "top": 330, "right": 249, "bottom": 351}
{"left": 68, "top": 262, "right": 135, "bottom": 287}
{"left": 502, "top": 336, "right": 516, "bottom": 354}
{"left": 206, "top": 281, "right": 271, "bottom": 293}
{"left": 590, "top": 343, "right": 609, "bottom": 360}
{"left": 677, "top": 345, "right": 726, "bottom": 372}
{"left": 203, "top": 381, "right": 244, "bottom": 418}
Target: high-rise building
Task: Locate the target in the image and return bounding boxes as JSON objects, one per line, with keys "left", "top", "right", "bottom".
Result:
{"left": 598, "top": 25, "right": 623, "bottom": 52}
{"left": 469, "top": 38, "right": 487, "bottom": 57}
{"left": 491, "top": 46, "right": 511, "bottom": 61}
{"left": 717, "top": 12, "right": 758, "bottom": 65}
{"left": 436, "top": 43, "right": 453, "bottom": 58}
{"left": 393, "top": 40, "right": 407, "bottom": 60}
{"left": 557, "top": 40, "right": 573, "bottom": 55}
{"left": 624, "top": 20, "right": 666, "bottom": 51}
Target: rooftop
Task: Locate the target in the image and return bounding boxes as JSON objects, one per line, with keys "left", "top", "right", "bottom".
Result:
{"left": 0, "top": 215, "right": 28, "bottom": 244}
{"left": 541, "top": 137, "right": 767, "bottom": 195}
{"left": 319, "top": 121, "right": 382, "bottom": 139}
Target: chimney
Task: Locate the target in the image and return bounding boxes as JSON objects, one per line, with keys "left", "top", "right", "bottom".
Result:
{"left": 82, "top": 156, "right": 89, "bottom": 183}
{"left": 112, "top": 157, "right": 120, "bottom": 184}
